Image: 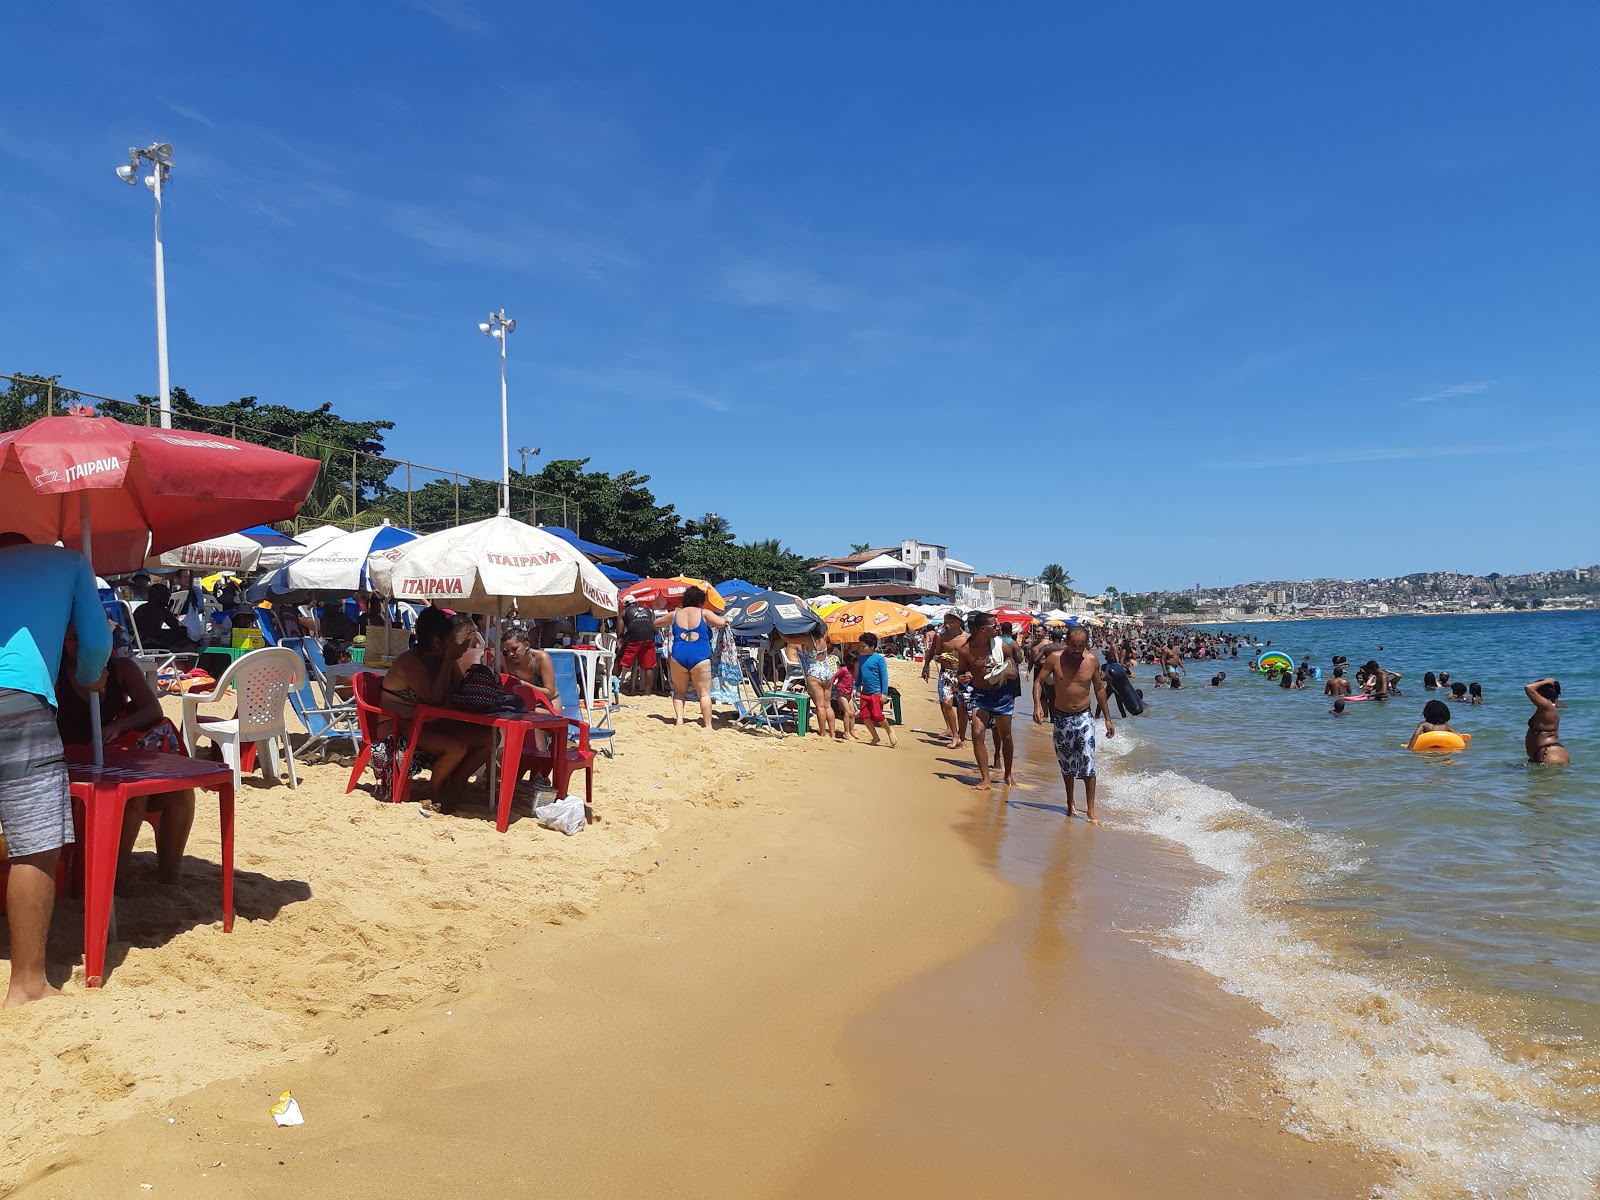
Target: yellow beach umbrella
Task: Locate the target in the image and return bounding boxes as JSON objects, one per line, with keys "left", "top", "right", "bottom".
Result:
{"left": 824, "top": 599, "right": 931, "bottom": 643}
{"left": 813, "top": 601, "right": 846, "bottom": 618}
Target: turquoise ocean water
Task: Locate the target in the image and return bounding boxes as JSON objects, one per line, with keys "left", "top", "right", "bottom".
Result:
{"left": 1028, "top": 611, "right": 1599, "bottom": 1198}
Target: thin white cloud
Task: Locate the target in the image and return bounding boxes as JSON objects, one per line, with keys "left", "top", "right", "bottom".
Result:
{"left": 1411, "top": 380, "right": 1496, "bottom": 403}
{"left": 1221, "top": 443, "right": 1535, "bottom": 469}
{"left": 167, "top": 102, "right": 216, "bottom": 129}
{"left": 401, "top": 0, "right": 490, "bottom": 33}
{"left": 546, "top": 364, "right": 732, "bottom": 413}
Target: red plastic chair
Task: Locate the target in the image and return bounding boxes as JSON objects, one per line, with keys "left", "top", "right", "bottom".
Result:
{"left": 346, "top": 671, "right": 392, "bottom": 797}
{"left": 507, "top": 681, "right": 595, "bottom": 808}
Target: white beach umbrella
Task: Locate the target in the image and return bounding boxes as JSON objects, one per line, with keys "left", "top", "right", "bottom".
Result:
{"left": 248, "top": 520, "right": 419, "bottom": 601}
{"left": 807, "top": 593, "right": 845, "bottom": 607}
{"left": 292, "top": 524, "right": 351, "bottom": 553}
{"left": 366, "top": 514, "right": 618, "bottom": 618}
{"left": 146, "top": 531, "right": 264, "bottom": 573}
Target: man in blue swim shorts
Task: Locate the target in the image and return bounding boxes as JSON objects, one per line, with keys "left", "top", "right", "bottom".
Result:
{"left": 1032, "top": 624, "right": 1114, "bottom": 822}
{"left": 955, "top": 611, "right": 1021, "bottom": 791}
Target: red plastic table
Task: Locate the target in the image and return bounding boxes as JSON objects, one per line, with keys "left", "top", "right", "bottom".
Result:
{"left": 394, "top": 706, "right": 575, "bottom": 832}
{"left": 66, "top": 746, "right": 236, "bottom": 988}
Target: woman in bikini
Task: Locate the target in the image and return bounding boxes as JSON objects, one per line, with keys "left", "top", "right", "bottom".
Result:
{"left": 1524, "top": 677, "right": 1569, "bottom": 765}
{"left": 794, "top": 629, "right": 838, "bottom": 742}
{"left": 379, "top": 607, "right": 495, "bottom": 810}
{"left": 654, "top": 586, "right": 728, "bottom": 729}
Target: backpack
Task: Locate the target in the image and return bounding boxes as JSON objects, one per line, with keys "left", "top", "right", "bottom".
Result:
{"left": 450, "top": 664, "right": 528, "bottom": 715}
{"left": 981, "top": 635, "right": 1017, "bottom": 688}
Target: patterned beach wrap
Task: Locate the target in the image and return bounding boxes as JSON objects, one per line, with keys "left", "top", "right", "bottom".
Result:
{"left": 0, "top": 691, "right": 72, "bottom": 858}
{"left": 711, "top": 628, "right": 744, "bottom": 706}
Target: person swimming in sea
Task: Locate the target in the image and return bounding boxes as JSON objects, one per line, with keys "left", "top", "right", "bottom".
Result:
{"left": 1405, "top": 699, "right": 1457, "bottom": 750}
{"left": 1329, "top": 698, "right": 1347, "bottom": 716}
{"left": 1524, "top": 677, "right": 1569, "bottom": 765}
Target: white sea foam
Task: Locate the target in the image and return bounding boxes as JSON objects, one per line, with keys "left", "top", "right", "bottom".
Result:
{"left": 1108, "top": 768, "right": 1600, "bottom": 1200}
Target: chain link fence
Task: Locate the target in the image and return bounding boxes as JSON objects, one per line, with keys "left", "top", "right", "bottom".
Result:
{"left": 0, "top": 374, "right": 582, "bottom": 536}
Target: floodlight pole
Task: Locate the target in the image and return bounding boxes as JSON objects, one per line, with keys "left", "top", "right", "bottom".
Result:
{"left": 151, "top": 163, "right": 171, "bottom": 429}
{"left": 118, "top": 143, "right": 175, "bottom": 428}
{"left": 480, "top": 309, "right": 516, "bottom": 515}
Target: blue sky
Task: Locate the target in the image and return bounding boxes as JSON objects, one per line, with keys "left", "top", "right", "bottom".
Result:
{"left": 4, "top": 1, "right": 1597, "bottom": 593}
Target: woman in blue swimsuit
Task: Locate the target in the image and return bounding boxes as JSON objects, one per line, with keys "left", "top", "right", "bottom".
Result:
{"left": 654, "top": 586, "right": 729, "bottom": 729}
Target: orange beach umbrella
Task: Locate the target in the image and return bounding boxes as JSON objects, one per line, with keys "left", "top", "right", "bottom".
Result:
{"left": 824, "top": 599, "right": 930, "bottom": 643}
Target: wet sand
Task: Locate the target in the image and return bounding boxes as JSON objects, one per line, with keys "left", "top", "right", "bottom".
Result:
{"left": 8, "top": 665, "right": 1379, "bottom": 1197}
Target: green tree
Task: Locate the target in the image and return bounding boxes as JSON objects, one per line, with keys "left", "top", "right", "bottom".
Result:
{"left": 526, "top": 459, "right": 684, "bottom": 568}
{"left": 131, "top": 386, "right": 396, "bottom": 502}
{"left": 1040, "top": 564, "right": 1073, "bottom": 604}
{"left": 0, "top": 373, "right": 85, "bottom": 428}
{"left": 677, "top": 512, "right": 739, "bottom": 581}
{"left": 723, "top": 538, "right": 821, "bottom": 596}
{"left": 849, "top": 542, "right": 873, "bottom": 554}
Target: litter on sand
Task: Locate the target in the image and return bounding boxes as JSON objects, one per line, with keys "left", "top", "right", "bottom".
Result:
{"left": 271, "top": 1092, "right": 305, "bottom": 1127}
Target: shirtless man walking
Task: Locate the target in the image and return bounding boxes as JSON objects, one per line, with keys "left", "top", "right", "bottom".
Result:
{"left": 922, "top": 611, "right": 970, "bottom": 749}
{"left": 1033, "top": 624, "right": 1114, "bottom": 822}
{"left": 1158, "top": 643, "right": 1185, "bottom": 684}
{"left": 954, "top": 611, "right": 1020, "bottom": 790}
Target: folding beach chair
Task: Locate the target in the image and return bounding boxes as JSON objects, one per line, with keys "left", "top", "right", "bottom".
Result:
{"left": 734, "top": 656, "right": 798, "bottom": 737}
{"left": 279, "top": 636, "right": 361, "bottom": 761}
{"left": 117, "top": 599, "right": 197, "bottom": 692}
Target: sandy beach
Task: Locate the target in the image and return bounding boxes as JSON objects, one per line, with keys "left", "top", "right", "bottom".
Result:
{"left": 4, "top": 662, "right": 1379, "bottom": 1197}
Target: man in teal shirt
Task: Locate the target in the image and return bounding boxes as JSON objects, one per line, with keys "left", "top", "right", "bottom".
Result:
{"left": 0, "top": 533, "right": 110, "bottom": 1006}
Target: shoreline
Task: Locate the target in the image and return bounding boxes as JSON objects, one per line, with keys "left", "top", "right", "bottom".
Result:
{"left": 7, "top": 664, "right": 1376, "bottom": 1197}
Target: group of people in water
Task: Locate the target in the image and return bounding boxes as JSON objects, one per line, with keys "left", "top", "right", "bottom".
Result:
{"left": 1240, "top": 645, "right": 1573, "bottom": 766}
{"left": 919, "top": 615, "right": 1574, "bottom": 831}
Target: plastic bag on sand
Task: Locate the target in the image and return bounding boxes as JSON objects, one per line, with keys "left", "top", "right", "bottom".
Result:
{"left": 534, "top": 795, "right": 586, "bottom": 836}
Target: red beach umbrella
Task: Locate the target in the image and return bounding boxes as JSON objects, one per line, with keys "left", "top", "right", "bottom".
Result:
{"left": 990, "top": 606, "right": 1035, "bottom": 631}
{"left": 619, "top": 576, "right": 726, "bottom": 611}
{"left": 0, "top": 413, "right": 321, "bottom": 574}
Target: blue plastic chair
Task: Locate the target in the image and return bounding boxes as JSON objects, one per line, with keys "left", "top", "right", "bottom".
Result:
{"left": 546, "top": 649, "right": 615, "bottom": 758}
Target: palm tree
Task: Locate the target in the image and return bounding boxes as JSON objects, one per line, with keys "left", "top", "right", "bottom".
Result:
{"left": 1040, "top": 563, "right": 1073, "bottom": 604}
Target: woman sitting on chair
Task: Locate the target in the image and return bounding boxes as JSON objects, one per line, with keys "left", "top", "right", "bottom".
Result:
{"left": 379, "top": 607, "right": 494, "bottom": 811}
{"left": 56, "top": 625, "right": 196, "bottom": 886}
{"left": 655, "top": 586, "right": 729, "bottom": 730}
{"left": 500, "top": 621, "right": 558, "bottom": 710}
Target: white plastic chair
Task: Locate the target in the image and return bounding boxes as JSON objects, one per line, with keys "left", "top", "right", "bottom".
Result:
{"left": 180, "top": 647, "right": 305, "bottom": 790}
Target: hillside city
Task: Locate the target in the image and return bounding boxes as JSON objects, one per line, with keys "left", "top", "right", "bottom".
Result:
{"left": 1121, "top": 564, "right": 1600, "bottom": 621}
{"left": 808, "top": 542, "right": 1600, "bottom": 624}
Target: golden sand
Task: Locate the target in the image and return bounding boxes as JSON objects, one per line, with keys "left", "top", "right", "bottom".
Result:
{"left": 3, "top": 663, "right": 1378, "bottom": 1196}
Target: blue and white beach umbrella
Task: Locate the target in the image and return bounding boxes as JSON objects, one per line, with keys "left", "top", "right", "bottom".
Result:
{"left": 248, "top": 521, "right": 419, "bottom": 601}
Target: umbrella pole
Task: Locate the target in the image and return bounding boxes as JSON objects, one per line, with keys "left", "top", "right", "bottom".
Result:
{"left": 81, "top": 500, "right": 104, "bottom": 767}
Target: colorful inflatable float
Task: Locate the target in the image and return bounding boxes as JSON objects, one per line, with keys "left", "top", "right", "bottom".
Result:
{"left": 1255, "top": 651, "right": 1294, "bottom": 674}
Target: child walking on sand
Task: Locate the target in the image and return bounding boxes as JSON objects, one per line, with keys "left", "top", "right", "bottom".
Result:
{"left": 832, "top": 652, "right": 858, "bottom": 741}
{"left": 854, "top": 633, "right": 896, "bottom": 747}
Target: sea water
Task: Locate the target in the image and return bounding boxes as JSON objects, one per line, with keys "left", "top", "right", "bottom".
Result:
{"left": 1023, "top": 611, "right": 1600, "bottom": 1198}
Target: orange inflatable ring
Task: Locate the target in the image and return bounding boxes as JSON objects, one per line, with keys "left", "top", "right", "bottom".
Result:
{"left": 1411, "top": 731, "right": 1470, "bottom": 752}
